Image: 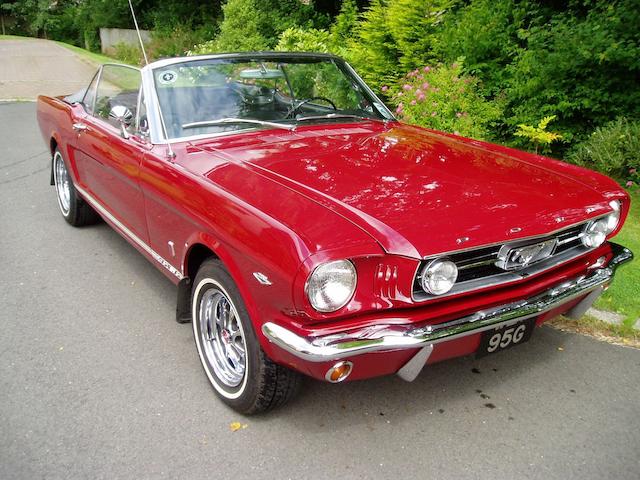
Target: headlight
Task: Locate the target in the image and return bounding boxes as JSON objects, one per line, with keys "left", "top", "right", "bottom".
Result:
{"left": 605, "top": 200, "right": 621, "bottom": 232}
{"left": 306, "top": 260, "right": 357, "bottom": 312}
{"left": 421, "top": 258, "right": 458, "bottom": 295}
{"left": 581, "top": 218, "right": 609, "bottom": 248}
{"left": 582, "top": 200, "right": 622, "bottom": 249}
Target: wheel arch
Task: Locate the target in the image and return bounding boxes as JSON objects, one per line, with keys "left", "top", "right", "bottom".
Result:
{"left": 49, "top": 135, "right": 59, "bottom": 186}
{"left": 184, "top": 242, "right": 220, "bottom": 279}
{"left": 177, "top": 238, "right": 262, "bottom": 332}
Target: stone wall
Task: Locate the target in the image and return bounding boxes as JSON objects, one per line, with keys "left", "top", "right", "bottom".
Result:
{"left": 99, "top": 28, "right": 151, "bottom": 54}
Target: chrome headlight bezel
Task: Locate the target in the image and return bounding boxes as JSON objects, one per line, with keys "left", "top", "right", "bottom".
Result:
{"left": 420, "top": 258, "right": 459, "bottom": 295}
{"left": 581, "top": 200, "right": 622, "bottom": 249}
{"left": 306, "top": 260, "right": 357, "bottom": 313}
{"left": 605, "top": 200, "right": 622, "bottom": 232}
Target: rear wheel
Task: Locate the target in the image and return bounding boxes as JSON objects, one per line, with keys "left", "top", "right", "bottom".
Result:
{"left": 192, "top": 258, "right": 301, "bottom": 414}
{"left": 53, "top": 148, "right": 100, "bottom": 226}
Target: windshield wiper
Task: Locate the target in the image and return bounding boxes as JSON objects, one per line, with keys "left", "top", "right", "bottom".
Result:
{"left": 295, "top": 113, "right": 370, "bottom": 122}
{"left": 182, "top": 118, "right": 295, "bottom": 131}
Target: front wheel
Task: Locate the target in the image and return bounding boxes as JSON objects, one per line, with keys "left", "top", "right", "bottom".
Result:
{"left": 192, "top": 258, "right": 301, "bottom": 414}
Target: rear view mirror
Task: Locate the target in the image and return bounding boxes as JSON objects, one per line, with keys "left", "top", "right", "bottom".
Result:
{"left": 109, "top": 105, "right": 134, "bottom": 139}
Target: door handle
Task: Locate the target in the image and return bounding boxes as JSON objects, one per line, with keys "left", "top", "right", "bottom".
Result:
{"left": 73, "top": 122, "right": 88, "bottom": 132}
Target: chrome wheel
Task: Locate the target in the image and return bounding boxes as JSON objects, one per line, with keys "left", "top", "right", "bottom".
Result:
{"left": 198, "top": 285, "right": 247, "bottom": 387}
{"left": 53, "top": 151, "right": 71, "bottom": 216}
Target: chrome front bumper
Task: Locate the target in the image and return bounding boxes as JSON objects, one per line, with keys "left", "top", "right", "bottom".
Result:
{"left": 262, "top": 244, "right": 633, "bottom": 368}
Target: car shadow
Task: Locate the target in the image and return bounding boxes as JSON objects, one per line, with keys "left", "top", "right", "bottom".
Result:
{"left": 254, "top": 325, "right": 572, "bottom": 427}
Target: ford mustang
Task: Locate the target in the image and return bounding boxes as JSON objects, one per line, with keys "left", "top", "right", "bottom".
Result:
{"left": 37, "top": 52, "right": 633, "bottom": 413}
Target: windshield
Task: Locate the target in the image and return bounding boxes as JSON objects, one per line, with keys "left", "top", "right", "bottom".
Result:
{"left": 152, "top": 56, "right": 391, "bottom": 140}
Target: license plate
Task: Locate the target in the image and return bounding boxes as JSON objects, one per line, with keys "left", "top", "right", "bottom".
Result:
{"left": 477, "top": 317, "right": 536, "bottom": 358}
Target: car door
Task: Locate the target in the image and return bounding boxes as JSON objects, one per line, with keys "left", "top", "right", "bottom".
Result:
{"left": 72, "top": 64, "right": 150, "bottom": 242}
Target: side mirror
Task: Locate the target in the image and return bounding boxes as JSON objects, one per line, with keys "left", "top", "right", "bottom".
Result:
{"left": 109, "top": 105, "right": 133, "bottom": 139}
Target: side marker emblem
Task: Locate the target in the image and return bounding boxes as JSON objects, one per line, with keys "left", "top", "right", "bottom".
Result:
{"left": 253, "top": 272, "right": 272, "bottom": 285}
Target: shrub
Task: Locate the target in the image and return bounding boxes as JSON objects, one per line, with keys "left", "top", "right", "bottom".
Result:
{"left": 514, "top": 116, "right": 563, "bottom": 154}
{"left": 433, "top": 0, "right": 522, "bottom": 96}
{"left": 276, "top": 27, "right": 332, "bottom": 54}
{"left": 343, "top": 0, "right": 401, "bottom": 90}
{"left": 343, "top": 0, "right": 453, "bottom": 91}
{"left": 567, "top": 117, "right": 640, "bottom": 182}
{"left": 212, "top": 0, "right": 271, "bottom": 52}
{"left": 390, "top": 61, "right": 502, "bottom": 140}
{"left": 147, "top": 25, "right": 214, "bottom": 59}
{"left": 203, "top": 0, "right": 327, "bottom": 53}
{"left": 329, "top": 0, "right": 359, "bottom": 41}
{"left": 113, "top": 42, "right": 144, "bottom": 66}
{"left": 505, "top": 1, "right": 640, "bottom": 151}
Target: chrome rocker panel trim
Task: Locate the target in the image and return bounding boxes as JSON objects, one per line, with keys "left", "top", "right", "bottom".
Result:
{"left": 262, "top": 244, "right": 633, "bottom": 364}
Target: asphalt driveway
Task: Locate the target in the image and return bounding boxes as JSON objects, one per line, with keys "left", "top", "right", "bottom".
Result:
{"left": 1, "top": 101, "right": 639, "bottom": 479}
{"left": 0, "top": 38, "right": 97, "bottom": 100}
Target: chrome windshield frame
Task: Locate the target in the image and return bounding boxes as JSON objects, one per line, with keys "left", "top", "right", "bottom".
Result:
{"left": 141, "top": 52, "right": 396, "bottom": 145}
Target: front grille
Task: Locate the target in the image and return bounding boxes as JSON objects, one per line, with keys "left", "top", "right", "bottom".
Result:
{"left": 413, "top": 222, "right": 592, "bottom": 302}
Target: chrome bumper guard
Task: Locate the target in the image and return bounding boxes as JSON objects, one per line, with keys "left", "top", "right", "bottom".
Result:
{"left": 262, "top": 244, "right": 633, "bottom": 367}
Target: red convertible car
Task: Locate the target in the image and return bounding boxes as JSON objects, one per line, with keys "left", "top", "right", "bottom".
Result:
{"left": 37, "top": 52, "right": 632, "bottom": 413}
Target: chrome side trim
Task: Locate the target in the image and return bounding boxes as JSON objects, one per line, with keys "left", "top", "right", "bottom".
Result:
{"left": 74, "top": 185, "right": 183, "bottom": 280}
{"left": 262, "top": 244, "right": 632, "bottom": 363}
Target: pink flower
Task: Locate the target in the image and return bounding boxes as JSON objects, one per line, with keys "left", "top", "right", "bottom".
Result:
{"left": 410, "top": 100, "right": 417, "bottom": 106}
{"left": 415, "top": 89, "right": 422, "bottom": 95}
{"left": 627, "top": 181, "right": 635, "bottom": 187}
{"left": 381, "top": 85, "right": 388, "bottom": 92}
{"left": 396, "top": 103, "right": 404, "bottom": 114}
{"left": 417, "top": 93, "right": 425, "bottom": 101}
{"left": 431, "top": 111, "right": 437, "bottom": 117}
{"left": 403, "top": 84, "right": 412, "bottom": 91}
{"left": 452, "top": 62, "right": 459, "bottom": 69}
{"left": 422, "top": 82, "right": 430, "bottom": 89}
{"left": 456, "top": 112, "right": 462, "bottom": 118}
{"left": 423, "top": 66, "right": 431, "bottom": 73}
{"left": 630, "top": 168, "right": 637, "bottom": 174}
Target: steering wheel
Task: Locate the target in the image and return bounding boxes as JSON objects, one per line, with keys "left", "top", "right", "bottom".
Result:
{"left": 287, "top": 96, "right": 337, "bottom": 118}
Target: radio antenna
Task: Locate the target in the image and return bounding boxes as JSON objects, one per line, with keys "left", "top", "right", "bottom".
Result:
{"left": 127, "top": 0, "right": 175, "bottom": 160}
{"left": 128, "top": 0, "right": 149, "bottom": 65}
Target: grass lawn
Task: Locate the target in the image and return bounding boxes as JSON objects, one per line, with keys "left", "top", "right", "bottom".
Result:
{"left": 0, "top": 34, "right": 29, "bottom": 40}
{"left": 596, "top": 189, "right": 639, "bottom": 326}
{"left": 54, "top": 41, "right": 121, "bottom": 66}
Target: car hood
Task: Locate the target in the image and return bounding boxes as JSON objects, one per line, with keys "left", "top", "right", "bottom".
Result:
{"left": 194, "top": 122, "right": 614, "bottom": 258}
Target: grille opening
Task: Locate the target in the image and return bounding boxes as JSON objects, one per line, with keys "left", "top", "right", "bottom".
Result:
{"left": 413, "top": 222, "right": 591, "bottom": 301}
